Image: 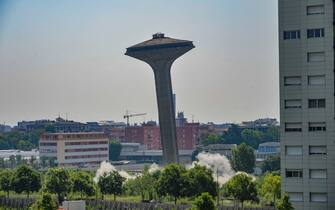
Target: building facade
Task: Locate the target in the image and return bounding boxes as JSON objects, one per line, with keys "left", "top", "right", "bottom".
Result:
{"left": 125, "top": 122, "right": 199, "bottom": 150}
{"left": 256, "top": 142, "right": 280, "bottom": 162}
{"left": 279, "top": 1, "right": 335, "bottom": 209}
{"left": 39, "top": 132, "right": 109, "bottom": 169}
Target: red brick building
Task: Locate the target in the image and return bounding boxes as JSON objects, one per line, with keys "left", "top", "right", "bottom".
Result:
{"left": 110, "top": 127, "right": 126, "bottom": 142}
{"left": 125, "top": 122, "right": 199, "bottom": 150}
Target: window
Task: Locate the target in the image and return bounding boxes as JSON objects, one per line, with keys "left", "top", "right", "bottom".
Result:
{"left": 284, "top": 30, "right": 300, "bottom": 40}
{"left": 286, "top": 169, "right": 303, "bottom": 178}
{"left": 308, "top": 75, "right": 325, "bottom": 85}
{"left": 310, "top": 169, "right": 327, "bottom": 179}
{"left": 40, "top": 142, "right": 57, "bottom": 146}
{"left": 308, "top": 99, "right": 326, "bottom": 108}
{"left": 309, "top": 146, "right": 327, "bottom": 155}
{"left": 285, "top": 123, "right": 302, "bottom": 132}
{"left": 310, "top": 193, "right": 327, "bottom": 202}
{"left": 286, "top": 146, "right": 303, "bottom": 156}
{"left": 307, "top": 5, "right": 325, "bottom": 15}
{"left": 288, "top": 192, "right": 303, "bottom": 202}
{"left": 285, "top": 100, "right": 302, "bottom": 109}
{"left": 309, "top": 122, "right": 326, "bottom": 132}
{"left": 308, "top": 52, "right": 325, "bottom": 62}
{"left": 307, "top": 28, "right": 325, "bottom": 38}
{"left": 284, "top": 76, "right": 301, "bottom": 86}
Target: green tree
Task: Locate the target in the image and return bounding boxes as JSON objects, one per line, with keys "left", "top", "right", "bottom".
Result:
{"left": 12, "top": 165, "right": 41, "bottom": 198}
{"left": 222, "top": 124, "right": 243, "bottom": 144}
{"left": 0, "top": 139, "right": 10, "bottom": 150}
{"left": 45, "top": 124, "right": 56, "bottom": 133}
{"left": 136, "top": 167, "right": 158, "bottom": 201}
{"left": 192, "top": 192, "right": 217, "bottom": 210}
{"left": 109, "top": 140, "right": 122, "bottom": 161}
{"left": 223, "top": 173, "right": 258, "bottom": 207}
{"left": 241, "top": 129, "right": 263, "bottom": 149}
{"left": 186, "top": 164, "right": 217, "bottom": 198}
{"left": 157, "top": 164, "right": 188, "bottom": 204}
{"left": 263, "top": 126, "right": 280, "bottom": 142}
{"left": 97, "top": 171, "right": 125, "bottom": 201}
{"left": 276, "top": 193, "right": 294, "bottom": 210}
{"left": 231, "top": 143, "right": 255, "bottom": 173}
{"left": 202, "top": 134, "right": 223, "bottom": 146}
{"left": 45, "top": 168, "right": 71, "bottom": 203}
{"left": 71, "top": 171, "right": 95, "bottom": 198}
{"left": 261, "top": 174, "right": 281, "bottom": 205}
{"left": 123, "top": 178, "right": 141, "bottom": 196}
{"left": 17, "top": 140, "right": 35, "bottom": 151}
{"left": 2, "top": 130, "right": 41, "bottom": 151}
{"left": 31, "top": 192, "right": 58, "bottom": 210}
{"left": 261, "top": 155, "right": 280, "bottom": 173}
{"left": 0, "top": 169, "right": 13, "bottom": 197}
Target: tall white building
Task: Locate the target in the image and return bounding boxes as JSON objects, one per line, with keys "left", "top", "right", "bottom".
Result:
{"left": 279, "top": 1, "right": 335, "bottom": 209}
{"left": 39, "top": 132, "right": 109, "bottom": 169}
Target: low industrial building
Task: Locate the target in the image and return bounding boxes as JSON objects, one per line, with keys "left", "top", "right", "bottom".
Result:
{"left": 256, "top": 142, "right": 280, "bottom": 161}
{"left": 120, "top": 143, "right": 193, "bottom": 165}
{"left": 0, "top": 149, "right": 39, "bottom": 160}
{"left": 202, "top": 144, "right": 236, "bottom": 159}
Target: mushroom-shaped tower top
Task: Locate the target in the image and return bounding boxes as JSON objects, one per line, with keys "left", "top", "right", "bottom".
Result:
{"left": 125, "top": 33, "right": 194, "bottom": 55}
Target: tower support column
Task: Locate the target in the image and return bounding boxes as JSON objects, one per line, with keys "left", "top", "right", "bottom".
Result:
{"left": 151, "top": 61, "right": 178, "bottom": 164}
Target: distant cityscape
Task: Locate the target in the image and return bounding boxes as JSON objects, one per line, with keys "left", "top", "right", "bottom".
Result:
{"left": 0, "top": 114, "right": 279, "bottom": 173}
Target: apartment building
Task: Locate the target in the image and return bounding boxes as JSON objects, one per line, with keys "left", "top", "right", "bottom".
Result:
{"left": 39, "top": 132, "right": 109, "bottom": 169}
{"left": 125, "top": 122, "right": 199, "bottom": 150}
{"left": 279, "top": 1, "right": 335, "bottom": 209}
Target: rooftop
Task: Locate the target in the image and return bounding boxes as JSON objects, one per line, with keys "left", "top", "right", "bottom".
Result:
{"left": 258, "top": 142, "right": 280, "bottom": 147}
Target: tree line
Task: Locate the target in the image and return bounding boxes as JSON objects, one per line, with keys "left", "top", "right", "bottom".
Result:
{"left": 0, "top": 130, "right": 41, "bottom": 151}
{"left": 201, "top": 125, "right": 279, "bottom": 149}
{"left": 0, "top": 163, "right": 292, "bottom": 210}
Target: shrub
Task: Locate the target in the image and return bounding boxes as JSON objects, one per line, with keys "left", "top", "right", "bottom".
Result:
{"left": 192, "top": 192, "right": 217, "bottom": 210}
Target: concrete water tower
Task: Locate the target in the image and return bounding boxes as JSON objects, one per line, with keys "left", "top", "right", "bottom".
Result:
{"left": 125, "top": 33, "right": 194, "bottom": 164}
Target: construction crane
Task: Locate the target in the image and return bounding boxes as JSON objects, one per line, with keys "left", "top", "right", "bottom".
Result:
{"left": 123, "top": 111, "right": 147, "bottom": 126}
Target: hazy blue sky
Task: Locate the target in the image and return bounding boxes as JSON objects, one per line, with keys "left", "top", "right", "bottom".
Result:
{"left": 0, "top": 0, "right": 279, "bottom": 126}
